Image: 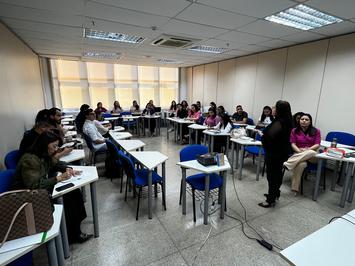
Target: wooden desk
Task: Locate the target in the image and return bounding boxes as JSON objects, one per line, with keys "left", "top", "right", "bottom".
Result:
{"left": 128, "top": 151, "right": 168, "bottom": 219}
{"left": 177, "top": 156, "right": 230, "bottom": 225}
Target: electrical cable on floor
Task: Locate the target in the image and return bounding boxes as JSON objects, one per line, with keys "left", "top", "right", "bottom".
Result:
{"left": 229, "top": 172, "right": 284, "bottom": 251}
{"left": 191, "top": 225, "right": 213, "bottom": 266}
{"left": 329, "top": 216, "right": 355, "bottom": 226}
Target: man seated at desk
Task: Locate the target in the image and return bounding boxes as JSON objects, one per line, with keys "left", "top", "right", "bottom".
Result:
{"left": 83, "top": 109, "right": 107, "bottom": 152}
{"left": 232, "top": 105, "right": 248, "bottom": 124}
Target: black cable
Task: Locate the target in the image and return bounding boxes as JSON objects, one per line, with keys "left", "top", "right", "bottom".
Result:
{"left": 230, "top": 173, "right": 284, "bottom": 251}
{"left": 329, "top": 216, "right": 355, "bottom": 226}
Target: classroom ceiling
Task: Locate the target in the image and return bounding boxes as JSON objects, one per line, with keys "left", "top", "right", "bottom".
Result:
{"left": 1, "top": 0, "right": 355, "bottom": 67}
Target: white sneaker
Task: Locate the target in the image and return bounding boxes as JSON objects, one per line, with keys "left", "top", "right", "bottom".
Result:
{"left": 168, "top": 128, "right": 174, "bottom": 132}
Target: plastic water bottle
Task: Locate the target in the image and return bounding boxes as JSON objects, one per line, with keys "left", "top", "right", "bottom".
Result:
{"left": 331, "top": 138, "right": 337, "bottom": 148}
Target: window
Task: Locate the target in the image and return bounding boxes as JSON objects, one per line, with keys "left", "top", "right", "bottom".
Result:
{"left": 51, "top": 60, "right": 179, "bottom": 110}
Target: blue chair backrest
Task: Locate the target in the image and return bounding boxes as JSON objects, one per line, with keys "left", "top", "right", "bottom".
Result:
{"left": 82, "top": 132, "right": 95, "bottom": 151}
{"left": 180, "top": 145, "right": 208, "bottom": 162}
{"left": 116, "top": 150, "right": 136, "bottom": 181}
{"left": 101, "top": 113, "right": 112, "bottom": 118}
{"left": 120, "top": 111, "right": 131, "bottom": 116}
{"left": 5, "top": 150, "right": 21, "bottom": 169}
{"left": 247, "top": 118, "right": 254, "bottom": 125}
{"left": 325, "top": 131, "right": 355, "bottom": 146}
{"left": 105, "top": 139, "right": 121, "bottom": 160}
{"left": 0, "top": 169, "right": 16, "bottom": 193}
{"left": 197, "top": 116, "right": 205, "bottom": 125}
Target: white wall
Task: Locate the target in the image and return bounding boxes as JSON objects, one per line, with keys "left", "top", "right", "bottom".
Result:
{"left": 183, "top": 32, "right": 355, "bottom": 136}
{"left": 0, "top": 23, "right": 44, "bottom": 167}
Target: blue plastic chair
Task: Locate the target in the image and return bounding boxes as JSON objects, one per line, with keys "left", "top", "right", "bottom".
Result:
{"left": 0, "top": 169, "right": 33, "bottom": 266}
{"left": 105, "top": 140, "right": 124, "bottom": 190}
{"left": 244, "top": 134, "right": 266, "bottom": 176}
{"left": 179, "top": 145, "right": 223, "bottom": 222}
{"left": 4, "top": 150, "right": 21, "bottom": 169}
{"left": 101, "top": 113, "right": 112, "bottom": 118}
{"left": 325, "top": 131, "right": 355, "bottom": 146}
{"left": 117, "top": 150, "right": 166, "bottom": 220}
{"left": 82, "top": 132, "right": 107, "bottom": 165}
{"left": 120, "top": 111, "right": 136, "bottom": 130}
{"left": 247, "top": 118, "right": 254, "bottom": 125}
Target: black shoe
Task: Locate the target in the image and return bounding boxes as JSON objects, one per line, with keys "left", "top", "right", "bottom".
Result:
{"left": 258, "top": 201, "right": 276, "bottom": 208}
{"left": 77, "top": 233, "right": 93, "bottom": 244}
{"left": 263, "top": 193, "right": 279, "bottom": 200}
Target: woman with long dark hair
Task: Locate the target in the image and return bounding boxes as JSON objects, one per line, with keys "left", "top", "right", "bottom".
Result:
{"left": 259, "top": 100, "right": 292, "bottom": 208}
{"left": 111, "top": 100, "right": 123, "bottom": 114}
{"left": 95, "top": 102, "right": 107, "bottom": 113}
{"left": 257, "top": 106, "right": 274, "bottom": 127}
{"left": 284, "top": 113, "right": 321, "bottom": 195}
{"left": 13, "top": 131, "right": 92, "bottom": 243}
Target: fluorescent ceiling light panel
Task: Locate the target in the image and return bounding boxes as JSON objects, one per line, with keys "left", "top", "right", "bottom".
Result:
{"left": 265, "top": 4, "right": 343, "bottom": 30}
{"left": 82, "top": 51, "right": 121, "bottom": 59}
{"left": 84, "top": 28, "right": 145, "bottom": 44}
{"left": 157, "top": 59, "right": 182, "bottom": 64}
{"left": 188, "top": 45, "right": 226, "bottom": 54}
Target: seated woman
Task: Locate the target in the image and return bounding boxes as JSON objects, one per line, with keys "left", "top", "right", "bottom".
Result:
{"left": 217, "top": 105, "right": 229, "bottom": 116}
{"left": 94, "top": 102, "right": 107, "bottom": 114}
{"left": 12, "top": 132, "right": 92, "bottom": 244}
{"left": 169, "top": 100, "right": 177, "bottom": 117}
{"left": 176, "top": 103, "right": 188, "bottom": 119}
{"left": 130, "top": 100, "right": 140, "bottom": 114}
{"left": 111, "top": 100, "right": 123, "bottom": 114}
{"left": 292, "top": 112, "right": 304, "bottom": 128}
{"left": 283, "top": 113, "right": 321, "bottom": 195}
{"left": 182, "top": 104, "right": 201, "bottom": 144}
{"left": 213, "top": 113, "right": 233, "bottom": 153}
{"left": 257, "top": 106, "right": 274, "bottom": 128}
{"left": 142, "top": 102, "right": 156, "bottom": 136}
{"left": 203, "top": 108, "right": 219, "bottom": 128}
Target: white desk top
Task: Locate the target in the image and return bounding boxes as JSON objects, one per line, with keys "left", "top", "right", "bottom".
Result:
{"left": 116, "top": 140, "right": 146, "bottom": 152}
{"left": 167, "top": 117, "right": 195, "bottom": 124}
{"left": 316, "top": 152, "right": 355, "bottom": 163}
{"left": 62, "top": 121, "right": 69, "bottom": 125}
{"left": 63, "top": 125, "right": 75, "bottom": 130}
{"left": 109, "top": 131, "right": 132, "bottom": 141}
{"left": 52, "top": 165, "right": 98, "bottom": 198}
{"left": 142, "top": 115, "right": 161, "bottom": 119}
{"left": 320, "top": 140, "right": 355, "bottom": 149}
{"left": 61, "top": 118, "right": 74, "bottom": 122}
{"left": 0, "top": 205, "right": 62, "bottom": 264}
{"left": 233, "top": 123, "right": 247, "bottom": 127}
{"left": 105, "top": 117, "right": 120, "bottom": 121}
{"left": 100, "top": 120, "right": 110, "bottom": 125}
{"left": 129, "top": 151, "right": 168, "bottom": 170}
{"left": 230, "top": 136, "right": 262, "bottom": 146}
{"left": 62, "top": 115, "right": 73, "bottom": 119}
{"left": 60, "top": 149, "right": 85, "bottom": 163}
{"left": 121, "top": 115, "right": 141, "bottom": 119}
{"left": 203, "top": 129, "right": 230, "bottom": 136}
{"left": 188, "top": 124, "right": 208, "bottom": 130}
{"left": 280, "top": 209, "right": 355, "bottom": 266}
{"left": 65, "top": 130, "right": 77, "bottom": 137}
{"left": 110, "top": 126, "right": 125, "bottom": 132}
{"left": 177, "top": 155, "right": 231, "bottom": 174}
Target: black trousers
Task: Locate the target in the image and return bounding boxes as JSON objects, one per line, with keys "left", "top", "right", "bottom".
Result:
{"left": 265, "top": 154, "right": 286, "bottom": 203}
{"left": 62, "top": 189, "right": 87, "bottom": 243}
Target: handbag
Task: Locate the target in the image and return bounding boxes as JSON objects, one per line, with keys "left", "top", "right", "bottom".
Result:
{"left": 230, "top": 127, "right": 247, "bottom": 139}
{"left": 0, "top": 189, "right": 54, "bottom": 247}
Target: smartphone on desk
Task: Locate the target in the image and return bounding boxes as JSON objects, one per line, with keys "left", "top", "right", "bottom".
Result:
{"left": 55, "top": 183, "right": 74, "bottom": 192}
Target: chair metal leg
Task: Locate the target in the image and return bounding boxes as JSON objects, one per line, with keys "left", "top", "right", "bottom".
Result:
{"left": 120, "top": 169, "right": 123, "bottom": 193}
{"left": 124, "top": 176, "right": 129, "bottom": 201}
{"left": 161, "top": 182, "right": 166, "bottom": 210}
{"left": 192, "top": 189, "right": 196, "bottom": 222}
{"left": 136, "top": 187, "right": 142, "bottom": 220}
{"left": 154, "top": 183, "right": 158, "bottom": 198}
{"left": 179, "top": 179, "right": 183, "bottom": 205}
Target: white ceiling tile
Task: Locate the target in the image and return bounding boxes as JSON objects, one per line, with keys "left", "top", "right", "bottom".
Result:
{"left": 13, "top": 29, "right": 83, "bottom": 42}
{"left": 176, "top": 3, "right": 256, "bottom": 30}
{"left": 281, "top": 31, "right": 325, "bottom": 42}
{"left": 239, "top": 44, "right": 270, "bottom": 52}
{"left": 307, "top": 0, "right": 355, "bottom": 19}
{"left": 0, "top": 3, "right": 84, "bottom": 26}
{"left": 2, "top": 18, "right": 83, "bottom": 37}
{"left": 310, "top": 21, "right": 355, "bottom": 36}
{"left": 223, "top": 49, "right": 250, "bottom": 56}
{"left": 216, "top": 31, "right": 271, "bottom": 44}
{"left": 238, "top": 19, "right": 301, "bottom": 38}
{"left": 260, "top": 39, "right": 295, "bottom": 48}
{"left": 0, "top": 0, "right": 85, "bottom": 15}
{"left": 160, "top": 19, "right": 228, "bottom": 38}
{"left": 196, "top": 39, "right": 245, "bottom": 49}
{"left": 90, "top": 0, "right": 190, "bottom": 17}
{"left": 85, "top": 2, "right": 169, "bottom": 28}
{"left": 197, "top": 0, "right": 295, "bottom": 18}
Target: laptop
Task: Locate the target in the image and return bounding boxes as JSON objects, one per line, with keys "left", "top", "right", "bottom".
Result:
{"left": 154, "top": 107, "right": 161, "bottom": 113}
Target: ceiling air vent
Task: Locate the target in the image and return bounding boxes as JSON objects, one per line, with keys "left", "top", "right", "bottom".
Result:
{"left": 151, "top": 34, "right": 201, "bottom": 48}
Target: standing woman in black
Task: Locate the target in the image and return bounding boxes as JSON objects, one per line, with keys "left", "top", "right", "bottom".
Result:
{"left": 259, "top": 100, "right": 292, "bottom": 208}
